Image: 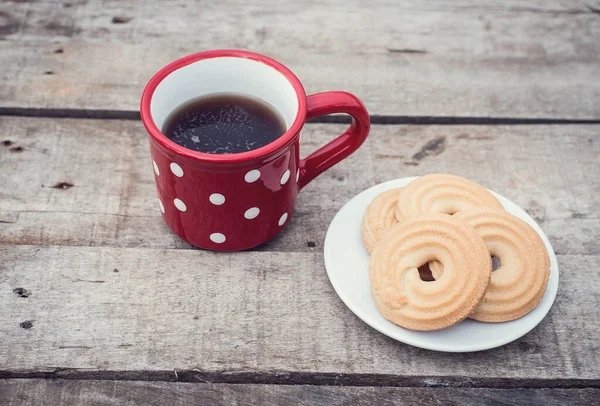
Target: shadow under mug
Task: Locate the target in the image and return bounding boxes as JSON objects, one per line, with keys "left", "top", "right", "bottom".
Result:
{"left": 140, "top": 50, "right": 370, "bottom": 251}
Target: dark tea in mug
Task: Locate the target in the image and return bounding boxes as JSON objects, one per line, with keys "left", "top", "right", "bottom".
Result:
{"left": 162, "top": 93, "right": 286, "bottom": 154}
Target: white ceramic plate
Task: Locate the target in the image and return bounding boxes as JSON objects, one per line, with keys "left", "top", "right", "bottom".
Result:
{"left": 323, "top": 177, "right": 559, "bottom": 352}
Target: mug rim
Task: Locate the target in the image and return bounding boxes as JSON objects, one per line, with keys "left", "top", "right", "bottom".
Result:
{"left": 140, "top": 50, "right": 307, "bottom": 164}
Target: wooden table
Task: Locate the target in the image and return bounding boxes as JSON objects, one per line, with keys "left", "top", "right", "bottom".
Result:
{"left": 1, "top": 1, "right": 599, "bottom": 404}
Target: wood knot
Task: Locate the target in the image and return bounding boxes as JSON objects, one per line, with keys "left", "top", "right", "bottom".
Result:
{"left": 412, "top": 137, "right": 447, "bottom": 161}
{"left": 20, "top": 320, "right": 34, "bottom": 329}
{"left": 518, "top": 341, "right": 539, "bottom": 353}
{"left": 13, "top": 288, "right": 30, "bottom": 298}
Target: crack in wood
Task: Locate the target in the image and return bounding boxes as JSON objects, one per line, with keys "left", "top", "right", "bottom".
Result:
{"left": 588, "top": 5, "right": 600, "bottom": 15}
{"left": 375, "top": 154, "right": 404, "bottom": 159}
{"left": 1, "top": 107, "right": 600, "bottom": 125}
{"left": 111, "top": 16, "right": 133, "bottom": 24}
{"left": 0, "top": 370, "right": 597, "bottom": 389}
{"left": 387, "top": 48, "right": 428, "bottom": 54}
{"left": 509, "top": 6, "right": 599, "bottom": 15}
{"left": 3, "top": 209, "right": 156, "bottom": 218}
{"left": 75, "top": 278, "right": 106, "bottom": 284}
{"left": 51, "top": 181, "right": 74, "bottom": 190}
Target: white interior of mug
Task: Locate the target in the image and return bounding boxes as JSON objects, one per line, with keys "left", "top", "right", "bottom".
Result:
{"left": 150, "top": 57, "right": 299, "bottom": 131}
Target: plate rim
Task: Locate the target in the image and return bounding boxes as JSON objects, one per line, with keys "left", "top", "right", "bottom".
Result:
{"left": 323, "top": 177, "right": 559, "bottom": 353}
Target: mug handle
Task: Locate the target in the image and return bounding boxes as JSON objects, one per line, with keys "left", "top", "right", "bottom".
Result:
{"left": 297, "top": 91, "right": 370, "bottom": 190}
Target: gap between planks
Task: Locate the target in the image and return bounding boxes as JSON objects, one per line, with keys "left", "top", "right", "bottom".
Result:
{"left": 1, "top": 107, "right": 600, "bottom": 125}
{"left": 0, "top": 370, "right": 599, "bottom": 389}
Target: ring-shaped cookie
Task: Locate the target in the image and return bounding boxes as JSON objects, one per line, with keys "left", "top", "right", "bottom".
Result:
{"left": 369, "top": 213, "right": 491, "bottom": 331}
{"left": 361, "top": 188, "right": 403, "bottom": 253}
{"left": 454, "top": 208, "right": 551, "bottom": 322}
{"left": 395, "top": 174, "right": 503, "bottom": 221}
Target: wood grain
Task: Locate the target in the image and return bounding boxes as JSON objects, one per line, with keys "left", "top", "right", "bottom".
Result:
{"left": 0, "top": 0, "right": 598, "bottom": 395}
{"left": 0, "top": 117, "right": 598, "bottom": 255}
{"left": 0, "top": 244, "right": 598, "bottom": 380}
{"left": 0, "top": 1, "right": 599, "bottom": 118}
{"left": 0, "top": 379, "right": 598, "bottom": 406}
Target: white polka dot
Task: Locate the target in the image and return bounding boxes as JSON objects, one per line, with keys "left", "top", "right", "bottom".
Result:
{"left": 170, "top": 162, "right": 184, "bottom": 177}
{"left": 174, "top": 198, "right": 187, "bottom": 212}
{"left": 280, "top": 169, "right": 290, "bottom": 185}
{"left": 158, "top": 199, "right": 165, "bottom": 214}
{"left": 210, "top": 233, "right": 226, "bottom": 243}
{"left": 209, "top": 193, "right": 225, "bottom": 205}
{"left": 296, "top": 169, "right": 300, "bottom": 182}
{"left": 244, "top": 207, "right": 260, "bottom": 219}
{"left": 153, "top": 161, "right": 160, "bottom": 176}
{"left": 244, "top": 169, "right": 260, "bottom": 183}
{"left": 278, "top": 212, "right": 288, "bottom": 226}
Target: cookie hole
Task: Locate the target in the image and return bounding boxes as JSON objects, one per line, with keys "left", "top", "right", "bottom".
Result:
{"left": 418, "top": 262, "right": 436, "bottom": 282}
{"left": 492, "top": 256, "right": 501, "bottom": 271}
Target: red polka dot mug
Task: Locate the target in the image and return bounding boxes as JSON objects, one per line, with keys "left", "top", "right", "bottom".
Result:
{"left": 141, "top": 50, "right": 370, "bottom": 251}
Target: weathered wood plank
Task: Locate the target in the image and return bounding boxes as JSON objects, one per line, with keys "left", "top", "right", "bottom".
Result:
{"left": 0, "top": 245, "right": 598, "bottom": 380}
{"left": 1, "top": 117, "right": 598, "bottom": 255}
{"left": 1, "top": 1, "right": 599, "bottom": 117}
{"left": 0, "top": 379, "right": 598, "bottom": 406}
